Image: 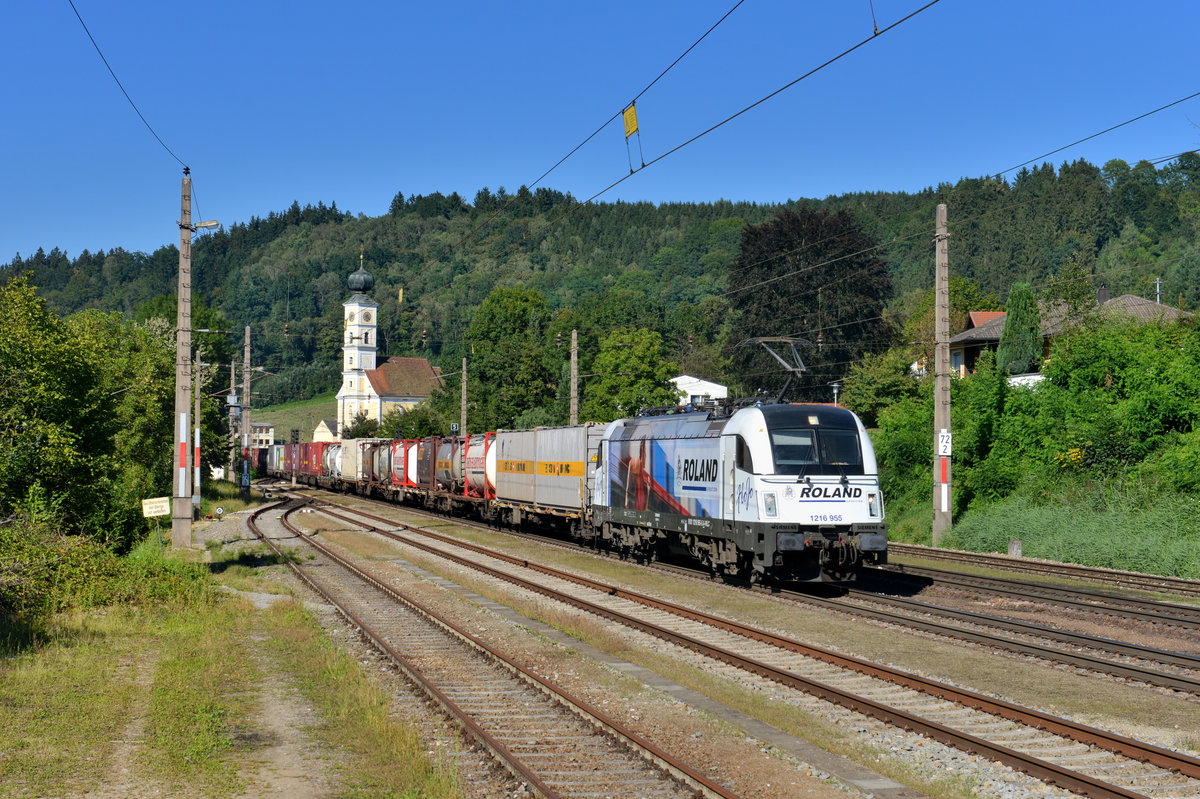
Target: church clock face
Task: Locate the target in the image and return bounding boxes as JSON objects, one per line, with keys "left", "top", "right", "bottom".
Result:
{"left": 362, "top": 311, "right": 372, "bottom": 323}
{"left": 346, "top": 312, "right": 356, "bottom": 323}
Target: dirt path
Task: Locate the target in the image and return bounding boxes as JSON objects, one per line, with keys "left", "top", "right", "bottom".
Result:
{"left": 232, "top": 629, "right": 342, "bottom": 798}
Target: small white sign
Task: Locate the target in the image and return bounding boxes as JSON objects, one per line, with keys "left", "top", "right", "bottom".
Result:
{"left": 141, "top": 496, "right": 171, "bottom": 518}
{"left": 936, "top": 429, "right": 952, "bottom": 457}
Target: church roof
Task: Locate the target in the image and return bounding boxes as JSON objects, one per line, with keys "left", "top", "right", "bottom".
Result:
{"left": 365, "top": 357, "right": 444, "bottom": 399}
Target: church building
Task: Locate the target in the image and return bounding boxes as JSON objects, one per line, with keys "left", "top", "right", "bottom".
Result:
{"left": 335, "top": 259, "right": 443, "bottom": 433}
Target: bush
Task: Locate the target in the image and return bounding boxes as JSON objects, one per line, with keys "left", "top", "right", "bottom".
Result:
{"left": 945, "top": 492, "right": 1200, "bottom": 578}
{"left": 0, "top": 515, "right": 209, "bottom": 627}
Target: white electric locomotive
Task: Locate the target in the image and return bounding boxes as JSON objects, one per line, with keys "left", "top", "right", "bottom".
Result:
{"left": 591, "top": 403, "right": 886, "bottom": 582}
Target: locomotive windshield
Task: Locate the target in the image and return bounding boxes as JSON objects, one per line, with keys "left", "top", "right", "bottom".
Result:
{"left": 769, "top": 428, "right": 864, "bottom": 476}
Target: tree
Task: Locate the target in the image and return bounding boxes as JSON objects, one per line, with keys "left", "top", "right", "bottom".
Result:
{"left": 0, "top": 276, "right": 97, "bottom": 528}
{"left": 727, "top": 208, "right": 893, "bottom": 400}
{"left": 67, "top": 310, "right": 178, "bottom": 546}
{"left": 341, "top": 410, "right": 379, "bottom": 439}
{"left": 466, "top": 287, "right": 556, "bottom": 429}
{"left": 579, "top": 329, "right": 678, "bottom": 423}
{"left": 1038, "top": 255, "right": 1099, "bottom": 334}
{"left": 995, "top": 282, "right": 1041, "bottom": 374}
{"left": 840, "top": 346, "right": 922, "bottom": 428}
{"left": 379, "top": 402, "right": 450, "bottom": 439}
{"left": 0, "top": 277, "right": 178, "bottom": 549}
{"left": 902, "top": 276, "right": 1003, "bottom": 367}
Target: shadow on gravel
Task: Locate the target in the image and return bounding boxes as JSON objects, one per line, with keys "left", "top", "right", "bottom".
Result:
{"left": 207, "top": 549, "right": 291, "bottom": 575}
{"left": 855, "top": 566, "right": 934, "bottom": 597}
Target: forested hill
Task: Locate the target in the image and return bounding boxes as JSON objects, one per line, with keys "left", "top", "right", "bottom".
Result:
{"left": 5, "top": 154, "right": 1199, "bottom": 407}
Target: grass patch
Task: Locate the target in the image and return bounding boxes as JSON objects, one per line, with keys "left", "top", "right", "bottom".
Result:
{"left": 139, "top": 599, "right": 259, "bottom": 796}
{"left": 260, "top": 599, "right": 462, "bottom": 798}
{"left": 200, "top": 479, "right": 271, "bottom": 518}
{"left": 206, "top": 546, "right": 294, "bottom": 594}
{"left": 945, "top": 494, "right": 1200, "bottom": 578}
{"left": 0, "top": 611, "right": 144, "bottom": 796}
{"left": 253, "top": 393, "right": 337, "bottom": 444}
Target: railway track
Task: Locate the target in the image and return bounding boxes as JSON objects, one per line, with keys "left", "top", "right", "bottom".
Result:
{"left": 302, "top": 485, "right": 1200, "bottom": 695}
{"left": 887, "top": 542, "right": 1200, "bottom": 600}
{"left": 305, "top": 493, "right": 1200, "bottom": 799}
{"left": 787, "top": 588, "right": 1200, "bottom": 696}
{"left": 870, "top": 564, "right": 1200, "bottom": 630}
{"left": 247, "top": 498, "right": 740, "bottom": 799}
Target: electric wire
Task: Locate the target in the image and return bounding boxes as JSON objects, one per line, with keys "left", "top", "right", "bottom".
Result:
{"left": 459, "top": 0, "right": 941, "bottom": 287}
{"left": 67, "top": 0, "right": 187, "bottom": 169}
{"left": 428, "top": 0, "right": 746, "bottom": 267}
{"left": 996, "top": 88, "right": 1200, "bottom": 177}
{"left": 567, "top": 0, "right": 943, "bottom": 210}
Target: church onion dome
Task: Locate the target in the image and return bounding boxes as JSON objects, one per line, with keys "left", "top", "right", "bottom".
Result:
{"left": 348, "top": 265, "right": 374, "bottom": 293}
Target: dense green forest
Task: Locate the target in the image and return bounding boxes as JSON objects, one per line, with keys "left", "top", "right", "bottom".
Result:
{"left": 7, "top": 155, "right": 1199, "bottom": 411}
{"left": 4, "top": 154, "right": 1200, "bottom": 582}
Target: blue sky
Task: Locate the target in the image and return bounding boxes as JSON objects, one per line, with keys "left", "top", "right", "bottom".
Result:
{"left": 3, "top": 1, "right": 1199, "bottom": 261}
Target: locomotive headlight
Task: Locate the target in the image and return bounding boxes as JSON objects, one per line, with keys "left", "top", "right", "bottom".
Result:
{"left": 763, "top": 492, "right": 777, "bottom": 517}
{"left": 867, "top": 492, "right": 880, "bottom": 517}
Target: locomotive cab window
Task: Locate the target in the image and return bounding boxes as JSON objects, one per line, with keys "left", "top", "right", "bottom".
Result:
{"left": 769, "top": 428, "right": 864, "bottom": 476}
{"left": 820, "top": 429, "right": 864, "bottom": 472}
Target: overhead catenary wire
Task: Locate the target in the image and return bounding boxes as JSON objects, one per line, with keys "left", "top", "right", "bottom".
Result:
{"left": 424, "top": 0, "right": 747, "bottom": 269}
{"left": 996, "top": 88, "right": 1200, "bottom": 177}
{"left": 418, "top": 0, "right": 941, "bottom": 284}
{"left": 67, "top": 0, "right": 186, "bottom": 170}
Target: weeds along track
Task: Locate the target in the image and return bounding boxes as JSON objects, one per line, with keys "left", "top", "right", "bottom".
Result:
{"left": 886, "top": 543, "right": 1200, "bottom": 600}
{"left": 246, "top": 499, "right": 738, "bottom": 799}
{"left": 304, "top": 492, "right": 1200, "bottom": 799}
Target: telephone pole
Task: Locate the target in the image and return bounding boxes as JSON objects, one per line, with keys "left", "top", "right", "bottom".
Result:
{"left": 932, "top": 203, "right": 952, "bottom": 545}
{"left": 228, "top": 362, "right": 237, "bottom": 476}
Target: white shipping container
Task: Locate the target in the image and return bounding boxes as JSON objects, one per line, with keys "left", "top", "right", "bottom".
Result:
{"left": 493, "top": 425, "right": 601, "bottom": 512}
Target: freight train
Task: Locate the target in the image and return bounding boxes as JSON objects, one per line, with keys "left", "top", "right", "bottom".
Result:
{"left": 262, "top": 403, "right": 887, "bottom": 583}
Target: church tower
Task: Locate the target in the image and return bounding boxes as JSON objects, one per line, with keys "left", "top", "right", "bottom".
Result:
{"left": 336, "top": 250, "right": 378, "bottom": 434}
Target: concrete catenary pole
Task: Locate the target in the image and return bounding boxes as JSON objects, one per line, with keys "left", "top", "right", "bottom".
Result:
{"left": 229, "top": 362, "right": 237, "bottom": 476}
{"left": 241, "top": 326, "right": 251, "bottom": 497}
{"left": 460, "top": 356, "right": 467, "bottom": 437}
{"left": 569, "top": 328, "right": 579, "bottom": 425}
{"left": 932, "top": 203, "right": 952, "bottom": 545}
{"left": 171, "top": 170, "right": 194, "bottom": 548}
{"left": 193, "top": 345, "right": 202, "bottom": 513}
